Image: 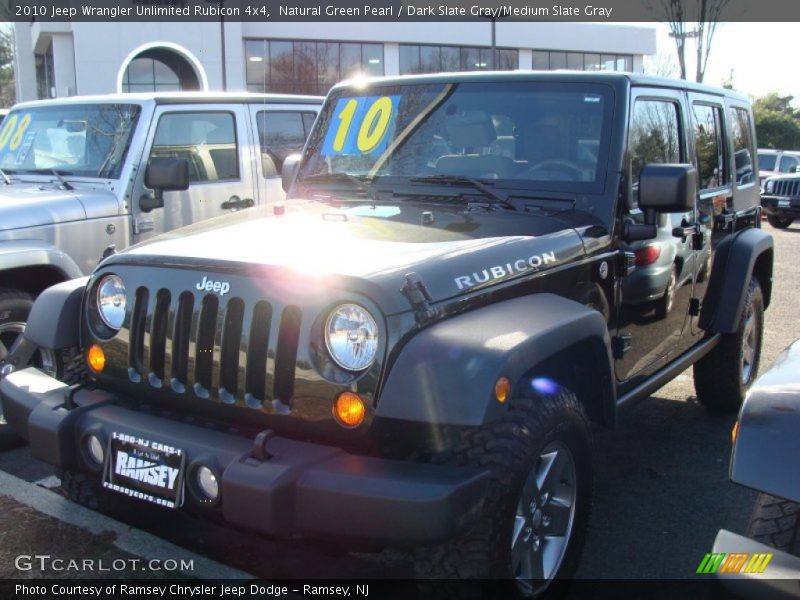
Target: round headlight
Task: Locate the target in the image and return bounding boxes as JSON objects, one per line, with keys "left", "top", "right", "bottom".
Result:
{"left": 765, "top": 179, "right": 775, "bottom": 194}
{"left": 324, "top": 304, "right": 379, "bottom": 371}
{"left": 96, "top": 274, "right": 126, "bottom": 330}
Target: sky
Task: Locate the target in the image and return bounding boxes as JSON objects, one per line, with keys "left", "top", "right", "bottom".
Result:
{"left": 647, "top": 22, "right": 800, "bottom": 100}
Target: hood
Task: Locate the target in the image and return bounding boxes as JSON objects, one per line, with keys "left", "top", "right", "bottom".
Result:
{"left": 109, "top": 200, "right": 593, "bottom": 314}
{"left": 0, "top": 183, "right": 119, "bottom": 230}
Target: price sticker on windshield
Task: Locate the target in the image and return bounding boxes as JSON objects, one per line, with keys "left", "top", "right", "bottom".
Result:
{"left": 0, "top": 112, "right": 35, "bottom": 162}
{"left": 321, "top": 95, "right": 400, "bottom": 157}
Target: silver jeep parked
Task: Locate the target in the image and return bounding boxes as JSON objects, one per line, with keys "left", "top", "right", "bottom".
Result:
{"left": 0, "top": 92, "right": 322, "bottom": 437}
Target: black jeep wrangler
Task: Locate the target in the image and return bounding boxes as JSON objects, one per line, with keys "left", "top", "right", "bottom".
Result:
{"left": 0, "top": 72, "right": 772, "bottom": 592}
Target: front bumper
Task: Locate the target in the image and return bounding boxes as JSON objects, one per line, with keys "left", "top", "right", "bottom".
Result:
{"left": 761, "top": 196, "right": 800, "bottom": 219}
{"left": 712, "top": 529, "right": 800, "bottom": 599}
{"left": 1, "top": 368, "right": 489, "bottom": 546}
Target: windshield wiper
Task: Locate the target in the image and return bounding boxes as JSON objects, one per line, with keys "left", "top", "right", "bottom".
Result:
{"left": 300, "top": 172, "right": 378, "bottom": 202}
{"left": 0, "top": 168, "right": 11, "bottom": 185}
{"left": 408, "top": 175, "right": 517, "bottom": 211}
{"left": 25, "top": 168, "right": 75, "bottom": 190}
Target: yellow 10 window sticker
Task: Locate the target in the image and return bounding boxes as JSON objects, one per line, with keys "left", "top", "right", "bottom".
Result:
{"left": 0, "top": 112, "right": 36, "bottom": 165}
{"left": 322, "top": 95, "right": 400, "bottom": 157}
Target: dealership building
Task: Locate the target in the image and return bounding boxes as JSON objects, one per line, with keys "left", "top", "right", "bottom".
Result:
{"left": 13, "top": 21, "right": 656, "bottom": 101}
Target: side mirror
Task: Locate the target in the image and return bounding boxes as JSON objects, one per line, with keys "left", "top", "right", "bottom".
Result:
{"left": 790, "top": 166, "right": 798, "bottom": 174}
{"left": 639, "top": 163, "right": 697, "bottom": 216}
{"left": 281, "top": 154, "right": 302, "bottom": 193}
{"left": 141, "top": 157, "right": 190, "bottom": 212}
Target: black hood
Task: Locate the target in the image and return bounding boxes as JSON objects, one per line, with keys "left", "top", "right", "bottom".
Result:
{"left": 107, "top": 200, "right": 593, "bottom": 314}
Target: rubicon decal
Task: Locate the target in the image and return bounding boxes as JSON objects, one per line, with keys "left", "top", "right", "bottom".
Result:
{"left": 696, "top": 552, "right": 773, "bottom": 574}
{"left": 454, "top": 251, "right": 557, "bottom": 290}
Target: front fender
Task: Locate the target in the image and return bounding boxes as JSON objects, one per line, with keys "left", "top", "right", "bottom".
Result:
{"left": 375, "top": 294, "right": 615, "bottom": 427}
{"left": 699, "top": 227, "right": 773, "bottom": 333}
{"left": 731, "top": 339, "right": 800, "bottom": 502}
{"left": 0, "top": 240, "right": 84, "bottom": 282}
{"left": 24, "top": 278, "right": 88, "bottom": 350}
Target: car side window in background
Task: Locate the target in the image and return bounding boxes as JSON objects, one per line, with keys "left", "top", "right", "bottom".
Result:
{"left": 629, "top": 99, "right": 682, "bottom": 204}
{"left": 150, "top": 112, "right": 238, "bottom": 183}
{"left": 692, "top": 104, "right": 726, "bottom": 190}
{"left": 779, "top": 155, "right": 800, "bottom": 173}
{"left": 256, "top": 111, "right": 316, "bottom": 176}
{"left": 730, "top": 107, "right": 755, "bottom": 185}
{"left": 758, "top": 153, "right": 776, "bottom": 171}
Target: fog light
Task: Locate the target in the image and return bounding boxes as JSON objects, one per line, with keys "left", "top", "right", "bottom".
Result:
{"left": 86, "top": 435, "right": 105, "bottom": 465}
{"left": 333, "top": 392, "right": 366, "bottom": 428}
{"left": 196, "top": 466, "right": 219, "bottom": 501}
{"left": 87, "top": 344, "right": 106, "bottom": 373}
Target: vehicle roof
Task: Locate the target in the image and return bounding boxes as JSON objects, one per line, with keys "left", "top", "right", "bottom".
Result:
{"left": 758, "top": 148, "right": 800, "bottom": 156}
{"left": 332, "top": 70, "right": 751, "bottom": 103}
{"left": 11, "top": 92, "right": 324, "bottom": 110}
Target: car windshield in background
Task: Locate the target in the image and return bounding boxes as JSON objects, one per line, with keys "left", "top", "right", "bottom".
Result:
{"left": 298, "top": 81, "right": 613, "bottom": 192}
{"left": 0, "top": 103, "right": 141, "bottom": 179}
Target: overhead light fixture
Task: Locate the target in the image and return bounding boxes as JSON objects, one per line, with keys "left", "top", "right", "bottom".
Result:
{"left": 368, "top": 59, "right": 380, "bottom": 64}
{"left": 248, "top": 56, "right": 264, "bottom": 62}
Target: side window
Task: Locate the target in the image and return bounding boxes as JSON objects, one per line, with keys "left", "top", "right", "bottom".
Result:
{"left": 779, "top": 155, "right": 799, "bottom": 173}
{"left": 256, "top": 111, "right": 317, "bottom": 176}
{"left": 629, "top": 99, "right": 682, "bottom": 201}
{"left": 730, "top": 107, "right": 755, "bottom": 185}
{"left": 692, "top": 103, "right": 726, "bottom": 191}
{"left": 150, "top": 112, "right": 238, "bottom": 183}
{"left": 758, "top": 153, "right": 776, "bottom": 171}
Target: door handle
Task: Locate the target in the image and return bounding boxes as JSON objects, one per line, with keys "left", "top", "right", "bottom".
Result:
{"left": 221, "top": 196, "right": 254, "bottom": 210}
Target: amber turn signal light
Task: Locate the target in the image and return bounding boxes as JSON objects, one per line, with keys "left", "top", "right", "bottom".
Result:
{"left": 731, "top": 421, "right": 739, "bottom": 445}
{"left": 87, "top": 344, "right": 106, "bottom": 373}
{"left": 333, "top": 392, "right": 366, "bottom": 428}
{"left": 495, "top": 377, "right": 511, "bottom": 403}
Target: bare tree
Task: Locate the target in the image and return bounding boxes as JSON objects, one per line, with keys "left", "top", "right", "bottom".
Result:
{"left": 694, "top": 1, "right": 729, "bottom": 83}
{"left": 643, "top": 52, "right": 680, "bottom": 78}
{"left": 650, "top": 0, "right": 730, "bottom": 83}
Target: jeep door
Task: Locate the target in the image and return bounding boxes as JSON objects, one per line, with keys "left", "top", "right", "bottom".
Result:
{"left": 130, "top": 104, "right": 257, "bottom": 242}
{"left": 247, "top": 105, "right": 319, "bottom": 205}
{"left": 616, "top": 89, "right": 698, "bottom": 381}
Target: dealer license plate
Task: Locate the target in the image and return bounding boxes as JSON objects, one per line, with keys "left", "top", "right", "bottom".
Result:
{"left": 103, "top": 432, "right": 186, "bottom": 508}
{"left": 778, "top": 199, "right": 791, "bottom": 207}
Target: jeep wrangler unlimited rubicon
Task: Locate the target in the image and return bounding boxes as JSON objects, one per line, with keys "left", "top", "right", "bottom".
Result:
{"left": 0, "top": 72, "right": 772, "bottom": 592}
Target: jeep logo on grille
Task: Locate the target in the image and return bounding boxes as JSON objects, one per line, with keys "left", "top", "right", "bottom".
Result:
{"left": 196, "top": 276, "right": 230, "bottom": 296}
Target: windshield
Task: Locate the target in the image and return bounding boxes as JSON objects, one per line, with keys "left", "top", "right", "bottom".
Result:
{"left": 0, "top": 103, "right": 141, "bottom": 179}
{"left": 298, "top": 80, "right": 613, "bottom": 193}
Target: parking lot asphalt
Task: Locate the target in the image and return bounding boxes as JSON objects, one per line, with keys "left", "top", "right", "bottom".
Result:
{"left": 0, "top": 221, "right": 798, "bottom": 582}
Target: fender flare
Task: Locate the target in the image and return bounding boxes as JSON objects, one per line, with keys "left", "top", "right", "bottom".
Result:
{"left": 23, "top": 277, "right": 88, "bottom": 350}
{"left": 731, "top": 340, "right": 800, "bottom": 501}
{"left": 375, "top": 293, "right": 616, "bottom": 428}
{"left": 0, "top": 240, "right": 84, "bottom": 284}
{"left": 699, "top": 227, "right": 773, "bottom": 334}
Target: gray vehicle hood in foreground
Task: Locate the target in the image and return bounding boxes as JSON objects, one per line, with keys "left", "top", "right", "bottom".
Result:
{"left": 0, "top": 183, "right": 119, "bottom": 231}
{"left": 731, "top": 338, "right": 800, "bottom": 502}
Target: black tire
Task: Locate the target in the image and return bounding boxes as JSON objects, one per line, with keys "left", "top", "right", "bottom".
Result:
{"left": 413, "top": 389, "right": 593, "bottom": 597}
{"left": 746, "top": 493, "right": 800, "bottom": 556}
{"left": 766, "top": 215, "right": 793, "bottom": 229}
{"left": 655, "top": 265, "right": 677, "bottom": 320}
{"left": 694, "top": 277, "right": 764, "bottom": 413}
{"left": 0, "top": 288, "right": 86, "bottom": 450}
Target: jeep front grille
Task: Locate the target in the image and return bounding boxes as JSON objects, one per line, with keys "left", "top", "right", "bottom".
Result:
{"left": 127, "top": 286, "right": 301, "bottom": 407}
{"left": 773, "top": 179, "right": 800, "bottom": 197}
